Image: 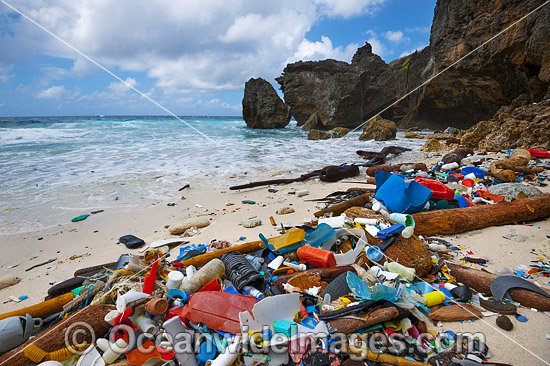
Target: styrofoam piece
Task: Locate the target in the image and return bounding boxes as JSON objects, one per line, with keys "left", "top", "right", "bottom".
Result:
{"left": 318, "top": 215, "right": 346, "bottom": 229}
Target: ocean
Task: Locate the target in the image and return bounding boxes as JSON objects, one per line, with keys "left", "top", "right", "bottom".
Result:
{"left": 0, "top": 116, "right": 425, "bottom": 234}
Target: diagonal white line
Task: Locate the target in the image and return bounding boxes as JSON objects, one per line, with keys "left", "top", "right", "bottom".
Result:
{"left": 337, "top": 225, "right": 550, "bottom": 365}
{"left": 0, "top": 0, "right": 217, "bottom": 144}
{"left": 332, "top": 0, "right": 550, "bottom": 147}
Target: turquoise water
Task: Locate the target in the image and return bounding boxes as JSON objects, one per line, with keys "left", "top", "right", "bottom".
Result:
{"left": 0, "top": 116, "right": 424, "bottom": 233}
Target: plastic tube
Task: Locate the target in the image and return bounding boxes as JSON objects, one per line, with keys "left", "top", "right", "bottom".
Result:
{"left": 354, "top": 218, "right": 378, "bottom": 226}
{"left": 102, "top": 339, "right": 128, "bottom": 364}
{"left": 179, "top": 259, "right": 225, "bottom": 294}
{"left": 116, "top": 290, "right": 149, "bottom": 312}
{"left": 221, "top": 252, "right": 264, "bottom": 292}
{"left": 268, "top": 256, "right": 284, "bottom": 270}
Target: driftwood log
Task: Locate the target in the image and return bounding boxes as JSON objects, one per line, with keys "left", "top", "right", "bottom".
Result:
{"left": 329, "top": 306, "right": 400, "bottom": 334}
{"left": 428, "top": 304, "right": 482, "bottom": 321}
{"left": 0, "top": 292, "right": 75, "bottom": 321}
{"left": 74, "top": 261, "right": 117, "bottom": 277}
{"left": 314, "top": 193, "right": 370, "bottom": 217}
{"left": 229, "top": 165, "right": 360, "bottom": 190}
{"left": 0, "top": 304, "right": 113, "bottom": 366}
{"left": 356, "top": 146, "right": 411, "bottom": 166}
{"left": 366, "top": 163, "right": 427, "bottom": 177}
{"left": 490, "top": 149, "right": 544, "bottom": 182}
{"left": 446, "top": 263, "right": 550, "bottom": 311}
{"left": 412, "top": 194, "right": 550, "bottom": 236}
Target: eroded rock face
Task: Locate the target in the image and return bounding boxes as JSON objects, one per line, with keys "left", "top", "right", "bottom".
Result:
{"left": 276, "top": 43, "right": 396, "bottom": 129}
{"left": 359, "top": 115, "right": 396, "bottom": 141}
{"left": 400, "top": 0, "right": 550, "bottom": 129}
{"left": 242, "top": 78, "right": 290, "bottom": 129}
{"left": 464, "top": 97, "right": 550, "bottom": 151}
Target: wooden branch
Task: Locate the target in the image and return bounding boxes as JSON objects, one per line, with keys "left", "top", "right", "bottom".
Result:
{"left": 412, "top": 194, "right": 550, "bottom": 236}
{"left": 446, "top": 262, "right": 550, "bottom": 311}
{"left": 346, "top": 346, "right": 431, "bottom": 366}
{"left": 174, "top": 240, "right": 264, "bottom": 268}
{"left": 229, "top": 170, "right": 321, "bottom": 190}
{"left": 0, "top": 292, "right": 75, "bottom": 321}
{"left": 0, "top": 304, "right": 113, "bottom": 366}
{"left": 329, "top": 306, "right": 400, "bottom": 334}
{"left": 356, "top": 146, "right": 411, "bottom": 166}
{"left": 314, "top": 193, "right": 370, "bottom": 217}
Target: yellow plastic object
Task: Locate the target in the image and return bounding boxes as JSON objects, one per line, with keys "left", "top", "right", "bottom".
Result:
{"left": 422, "top": 291, "right": 447, "bottom": 307}
{"left": 24, "top": 343, "right": 88, "bottom": 363}
{"left": 383, "top": 321, "right": 403, "bottom": 331}
{"left": 267, "top": 228, "right": 305, "bottom": 252}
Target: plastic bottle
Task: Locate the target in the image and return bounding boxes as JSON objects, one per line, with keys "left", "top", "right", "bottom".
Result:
{"left": 179, "top": 259, "right": 225, "bottom": 294}
{"left": 243, "top": 285, "right": 264, "bottom": 299}
{"left": 429, "top": 243, "right": 448, "bottom": 251}
{"left": 296, "top": 189, "right": 310, "bottom": 197}
{"left": 296, "top": 245, "right": 336, "bottom": 268}
{"left": 422, "top": 291, "right": 446, "bottom": 307}
{"left": 441, "top": 162, "right": 459, "bottom": 171}
{"left": 385, "top": 262, "right": 416, "bottom": 281}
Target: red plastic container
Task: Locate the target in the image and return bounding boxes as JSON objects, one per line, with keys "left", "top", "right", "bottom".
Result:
{"left": 296, "top": 245, "right": 336, "bottom": 268}
{"left": 414, "top": 177, "right": 455, "bottom": 200}
{"left": 529, "top": 149, "right": 550, "bottom": 158}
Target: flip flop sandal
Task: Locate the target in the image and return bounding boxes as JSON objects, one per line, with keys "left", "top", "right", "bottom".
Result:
{"left": 479, "top": 297, "right": 517, "bottom": 315}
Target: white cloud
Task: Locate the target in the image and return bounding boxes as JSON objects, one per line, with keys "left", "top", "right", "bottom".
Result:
{"left": 364, "top": 30, "right": 386, "bottom": 57}
{"left": 36, "top": 85, "right": 66, "bottom": 99}
{"left": 314, "top": 0, "right": 386, "bottom": 18}
{"left": 0, "top": 65, "right": 14, "bottom": 82}
{"left": 1, "top": 1, "right": 390, "bottom": 95}
{"left": 288, "top": 36, "right": 359, "bottom": 63}
{"left": 384, "top": 30, "right": 406, "bottom": 43}
{"left": 107, "top": 78, "right": 138, "bottom": 93}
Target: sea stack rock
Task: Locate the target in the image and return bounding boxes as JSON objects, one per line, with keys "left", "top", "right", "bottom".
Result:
{"left": 242, "top": 77, "right": 290, "bottom": 129}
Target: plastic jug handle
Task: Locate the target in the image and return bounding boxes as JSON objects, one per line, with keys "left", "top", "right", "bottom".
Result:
{"left": 259, "top": 233, "right": 268, "bottom": 246}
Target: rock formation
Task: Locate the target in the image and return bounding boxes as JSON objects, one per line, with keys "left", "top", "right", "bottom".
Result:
{"left": 276, "top": 43, "right": 396, "bottom": 129}
{"left": 358, "top": 116, "right": 396, "bottom": 141}
{"left": 251, "top": 0, "right": 550, "bottom": 131}
{"left": 242, "top": 78, "right": 290, "bottom": 129}
{"left": 399, "top": 0, "right": 550, "bottom": 129}
{"left": 461, "top": 95, "right": 550, "bottom": 151}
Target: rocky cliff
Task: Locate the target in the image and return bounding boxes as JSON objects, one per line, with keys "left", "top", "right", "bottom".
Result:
{"left": 401, "top": 0, "right": 550, "bottom": 129}
{"left": 268, "top": 0, "right": 550, "bottom": 130}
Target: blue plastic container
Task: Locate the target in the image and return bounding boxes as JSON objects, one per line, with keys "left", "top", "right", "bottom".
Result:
{"left": 375, "top": 171, "right": 432, "bottom": 214}
{"left": 461, "top": 166, "right": 486, "bottom": 179}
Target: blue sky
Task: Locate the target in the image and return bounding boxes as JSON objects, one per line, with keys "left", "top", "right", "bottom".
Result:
{"left": 0, "top": 0, "right": 436, "bottom": 117}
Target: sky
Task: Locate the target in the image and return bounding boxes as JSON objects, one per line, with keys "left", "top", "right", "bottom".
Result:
{"left": 0, "top": 0, "right": 436, "bottom": 117}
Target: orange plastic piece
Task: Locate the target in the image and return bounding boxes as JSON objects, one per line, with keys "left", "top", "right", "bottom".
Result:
{"left": 296, "top": 245, "right": 336, "bottom": 268}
